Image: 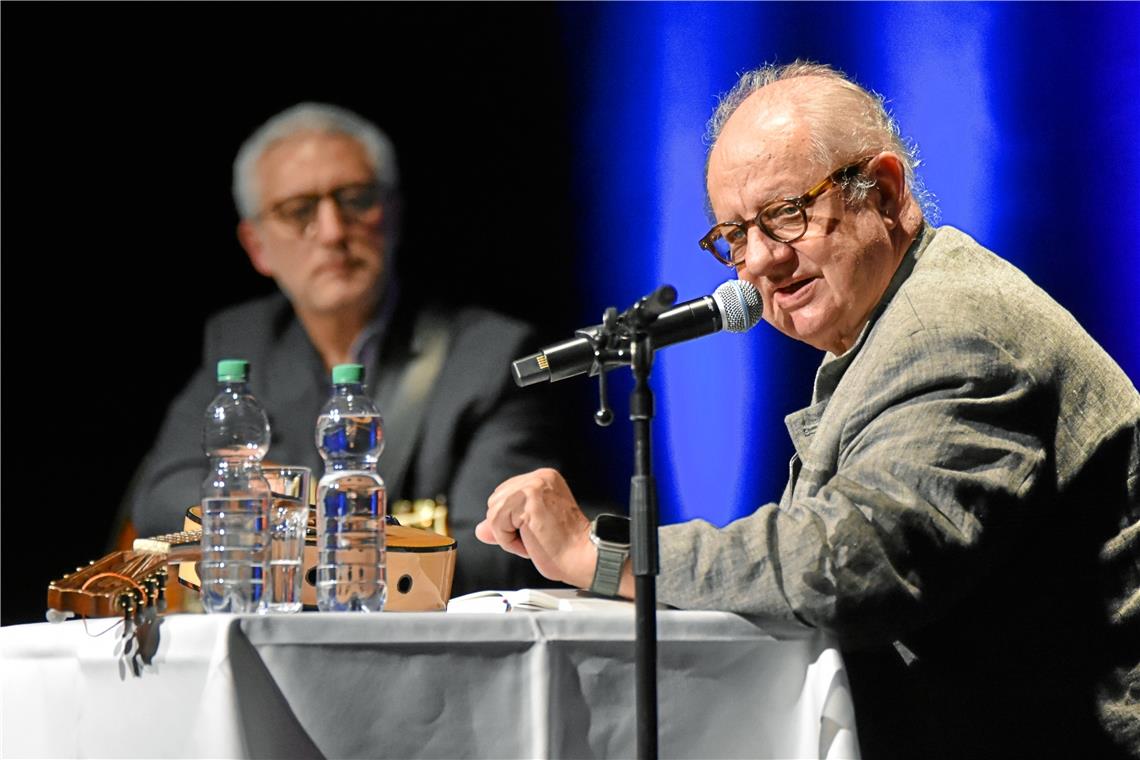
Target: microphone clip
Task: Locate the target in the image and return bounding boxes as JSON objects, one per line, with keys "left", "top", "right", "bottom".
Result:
{"left": 621, "top": 284, "right": 678, "bottom": 332}
{"left": 582, "top": 285, "right": 678, "bottom": 427}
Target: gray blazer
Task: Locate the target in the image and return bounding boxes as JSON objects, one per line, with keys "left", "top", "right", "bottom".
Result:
{"left": 129, "top": 293, "right": 563, "bottom": 595}
{"left": 658, "top": 226, "right": 1140, "bottom": 758}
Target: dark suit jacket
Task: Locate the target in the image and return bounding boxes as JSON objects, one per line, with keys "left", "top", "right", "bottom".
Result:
{"left": 129, "top": 292, "right": 563, "bottom": 596}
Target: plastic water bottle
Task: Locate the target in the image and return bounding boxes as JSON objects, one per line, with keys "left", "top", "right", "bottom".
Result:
{"left": 199, "top": 359, "right": 271, "bottom": 614}
{"left": 315, "top": 363, "right": 387, "bottom": 612}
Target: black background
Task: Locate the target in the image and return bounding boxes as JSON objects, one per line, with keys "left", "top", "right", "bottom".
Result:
{"left": 1, "top": 4, "right": 613, "bottom": 625}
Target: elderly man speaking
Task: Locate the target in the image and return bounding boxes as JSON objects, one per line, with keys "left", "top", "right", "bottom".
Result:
{"left": 478, "top": 62, "right": 1140, "bottom": 759}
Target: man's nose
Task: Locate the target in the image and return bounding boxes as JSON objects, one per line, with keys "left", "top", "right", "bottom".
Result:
{"left": 312, "top": 196, "right": 348, "bottom": 244}
{"left": 741, "top": 226, "right": 796, "bottom": 278}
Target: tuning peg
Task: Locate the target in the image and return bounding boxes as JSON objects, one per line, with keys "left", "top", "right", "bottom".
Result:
{"left": 142, "top": 578, "right": 158, "bottom": 607}
{"left": 118, "top": 592, "right": 135, "bottom": 615}
{"left": 155, "top": 571, "right": 168, "bottom": 613}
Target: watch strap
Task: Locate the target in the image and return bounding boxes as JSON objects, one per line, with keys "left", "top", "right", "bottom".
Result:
{"left": 590, "top": 541, "right": 628, "bottom": 598}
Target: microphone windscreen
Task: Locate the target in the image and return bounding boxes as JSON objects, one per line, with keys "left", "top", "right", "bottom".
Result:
{"left": 712, "top": 280, "right": 763, "bottom": 333}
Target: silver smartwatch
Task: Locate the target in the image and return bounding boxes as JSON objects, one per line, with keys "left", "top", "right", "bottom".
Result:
{"left": 588, "top": 514, "right": 631, "bottom": 597}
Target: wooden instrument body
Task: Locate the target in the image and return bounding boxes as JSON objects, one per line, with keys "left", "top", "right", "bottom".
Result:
{"left": 48, "top": 510, "right": 456, "bottom": 619}
{"left": 179, "top": 507, "right": 456, "bottom": 611}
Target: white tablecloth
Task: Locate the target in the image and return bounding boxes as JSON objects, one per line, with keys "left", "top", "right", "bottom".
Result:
{"left": 1, "top": 610, "right": 859, "bottom": 758}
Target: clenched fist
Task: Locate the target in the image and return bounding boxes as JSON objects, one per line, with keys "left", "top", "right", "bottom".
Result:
{"left": 476, "top": 468, "right": 597, "bottom": 589}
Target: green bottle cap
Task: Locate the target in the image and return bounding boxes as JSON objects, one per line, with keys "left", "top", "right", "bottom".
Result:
{"left": 332, "top": 363, "right": 365, "bottom": 384}
{"left": 217, "top": 359, "right": 250, "bottom": 382}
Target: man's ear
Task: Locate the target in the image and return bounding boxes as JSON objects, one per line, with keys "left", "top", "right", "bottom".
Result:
{"left": 868, "top": 153, "right": 907, "bottom": 229}
{"left": 237, "top": 220, "right": 274, "bottom": 277}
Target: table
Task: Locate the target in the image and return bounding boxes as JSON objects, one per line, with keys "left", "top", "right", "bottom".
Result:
{"left": 1, "top": 610, "right": 859, "bottom": 758}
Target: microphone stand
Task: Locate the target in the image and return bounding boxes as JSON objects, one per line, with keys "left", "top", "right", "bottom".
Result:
{"left": 628, "top": 332, "right": 659, "bottom": 760}
{"left": 514, "top": 280, "right": 759, "bottom": 759}
{"left": 589, "top": 286, "right": 674, "bottom": 760}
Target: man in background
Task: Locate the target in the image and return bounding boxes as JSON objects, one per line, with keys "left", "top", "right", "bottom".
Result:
{"left": 129, "top": 102, "right": 561, "bottom": 595}
{"left": 478, "top": 63, "right": 1140, "bottom": 758}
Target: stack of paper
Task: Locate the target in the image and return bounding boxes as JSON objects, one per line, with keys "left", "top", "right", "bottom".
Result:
{"left": 446, "top": 588, "right": 645, "bottom": 613}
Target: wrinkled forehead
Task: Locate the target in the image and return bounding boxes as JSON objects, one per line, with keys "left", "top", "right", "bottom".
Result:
{"left": 256, "top": 131, "right": 375, "bottom": 199}
{"left": 711, "top": 84, "right": 822, "bottom": 178}
{"left": 707, "top": 98, "right": 819, "bottom": 216}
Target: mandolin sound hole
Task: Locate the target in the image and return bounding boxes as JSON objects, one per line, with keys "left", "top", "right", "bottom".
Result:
{"left": 396, "top": 574, "right": 413, "bottom": 595}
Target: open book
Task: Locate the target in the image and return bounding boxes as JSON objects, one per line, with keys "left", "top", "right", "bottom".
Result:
{"left": 446, "top": 588, "right": 658, "bottom": 613}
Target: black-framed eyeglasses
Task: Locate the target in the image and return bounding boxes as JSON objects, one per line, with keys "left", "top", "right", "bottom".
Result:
{"left": 259, "top": 182, "right": 386, "bottom": 237}
{"left": 698, "top": 157, "right": 873, "bottom": 268}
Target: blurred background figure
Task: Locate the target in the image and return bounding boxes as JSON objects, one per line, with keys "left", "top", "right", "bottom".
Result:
{"left": 125, "top": 103, "right": 569, "bottom": 596}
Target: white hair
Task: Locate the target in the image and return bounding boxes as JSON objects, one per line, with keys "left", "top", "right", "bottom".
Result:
{"left": 706, "top": 61, "right": 937, "bottom": 221}
{"left": 232, "top": 102, "right": 399, "bottom": 219}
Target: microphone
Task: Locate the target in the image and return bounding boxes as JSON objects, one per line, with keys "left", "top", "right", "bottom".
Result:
{"left": 512, "top": 280, "right": 763, "bottom": 386}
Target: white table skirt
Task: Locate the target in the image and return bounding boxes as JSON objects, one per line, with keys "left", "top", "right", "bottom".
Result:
{"left": 1, "top": 610, "right": 859, "bottom": 759}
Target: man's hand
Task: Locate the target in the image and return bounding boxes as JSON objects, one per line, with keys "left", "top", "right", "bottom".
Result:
{"left": 476, "top": 468, "right": 595, "bottom": 589}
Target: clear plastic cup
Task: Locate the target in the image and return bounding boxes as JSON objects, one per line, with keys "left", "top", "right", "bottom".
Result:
{"left": 261, "top": 466, "right": 311, "bottom": 613}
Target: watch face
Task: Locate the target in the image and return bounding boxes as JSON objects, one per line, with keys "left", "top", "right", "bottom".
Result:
{"left": 594, "top": 514, "right": 630, "bottom": 545}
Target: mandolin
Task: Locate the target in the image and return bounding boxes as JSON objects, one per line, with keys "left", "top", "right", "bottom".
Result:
{"left": 48, "top": 507, "right": 456, "bottom": 619}
{"left": 47, "top": 551, "right": 171, "bottom": 620}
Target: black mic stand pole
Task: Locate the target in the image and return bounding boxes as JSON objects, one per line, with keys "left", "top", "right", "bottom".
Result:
{"left": 586, "top": 285, "right": 675, "bottom": 760}
{"left": 628, "top": 332, "right": 659, "bottom": 760}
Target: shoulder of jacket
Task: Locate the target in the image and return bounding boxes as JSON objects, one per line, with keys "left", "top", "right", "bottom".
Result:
{"left": 207, "top": 291, "right": 290, "bottom": 328}
{"left": 203, "top": 292, "right": 293, "bottom": 357}
{"left": 436, "top": 304, "right": 534, "bottom": 343}
{"left": 893, "top": 226, "right": 1047, "bottom": 335}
